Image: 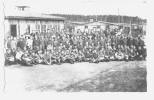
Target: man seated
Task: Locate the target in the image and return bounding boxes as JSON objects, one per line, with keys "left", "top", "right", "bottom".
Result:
{"left": 60, "top": 50, "right": 66, "bottom": 63}
{"left": 78, "top": 50, "right": 84, "bottom": 62}
{"left": 43, "top": 51, "right": 51, "bottom": 65}
{"left": 73, "top": 48, "right": 80, "bottom": 62}
{"left": 97, "top": 48, "right": 105, "bottom": 62}
{"left": 90, "top": 49, "right": 99, "bottom": 63}
{"left": 63, "top": 49, "right": 74, "bottom": 64}
{"left": 55, "top": 51, "right": 62, "bottom": 64}
{"left": 5, "top": 49, "right": 15, "bottom": 65}
{"left": 20, "top": 51, "right": 33, "bottom": 66}
{"left": 128, "top": 45, "right": 137, "bottom": 61}
{"left": 115, "top": 51, "right": 125, "bottom": 61}
{"left": 15, "top": 48, "right": 24, "bottom": 64}
{"left": 31, "top": 51, "right": 40, "bottom": 64}
{"left": 37, "top": 50, "right": 44, "bottom": 64}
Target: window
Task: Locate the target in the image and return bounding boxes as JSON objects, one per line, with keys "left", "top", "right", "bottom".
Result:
{"left": 97, "top": 25, "right": 101, "bottom": 28}
{"left": 93, "top": 27, "right": 96, "bottom": 31}
{"left": 53, "top": 25, "right": 59, "bottom": 31}
{"left": 47, "top": 25, "right": 53, "bottom": 32}
{"left": 27, "top": 25, "right": 30, "bottom": 33}
{"left": 35, "top": 25, "right": 40, "bottom": 33}
{"left": 85, "top": 25, "right": 88, "bottom": 29}
{"left": 36, "top": 25, "right": 40, "bottom": 30}
{"left": 49, "top": 25, "right": 52, "bottom": 29}
{"left": 57, "top": 25, "right": 60, "bottom": 31}
{"left": 41, "top": 25, "right": 46, "bottom": 33}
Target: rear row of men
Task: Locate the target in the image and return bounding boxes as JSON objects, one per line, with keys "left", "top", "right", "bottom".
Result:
{"left": 4, "top": 29, "right": 146, "bottom": 66}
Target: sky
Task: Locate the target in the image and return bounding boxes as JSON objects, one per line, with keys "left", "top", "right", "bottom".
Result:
{"left": 3, "top": 0, "right": 150, "bottom": 19}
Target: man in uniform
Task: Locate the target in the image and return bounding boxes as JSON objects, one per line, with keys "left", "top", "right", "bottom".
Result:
{"left": 5, "top": 49, "right": 16, "bottom": 65}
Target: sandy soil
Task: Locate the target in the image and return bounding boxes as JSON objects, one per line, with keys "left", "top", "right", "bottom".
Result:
{"left": 4, "top": 61, "right": 146, "bottom": 92}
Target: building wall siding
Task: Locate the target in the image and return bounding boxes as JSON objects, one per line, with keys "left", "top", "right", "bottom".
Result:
{"left": 4, "top": 19, "right": 64, "bottom": 38}
{"left": 74, "top": 22, "right": 106, "bottom": 32}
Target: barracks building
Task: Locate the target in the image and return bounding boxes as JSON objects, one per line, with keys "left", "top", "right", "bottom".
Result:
{"left": 4, "top": 6, "right": 65, "bottom": 38}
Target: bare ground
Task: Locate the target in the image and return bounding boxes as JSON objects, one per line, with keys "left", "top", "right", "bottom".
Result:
{"left": 4, "top": 61, "right": 146, "bottom": 92}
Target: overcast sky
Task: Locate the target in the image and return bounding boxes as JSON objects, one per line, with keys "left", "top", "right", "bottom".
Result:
{"left": 3, "top": 0, "right": 150, "bottom": 19}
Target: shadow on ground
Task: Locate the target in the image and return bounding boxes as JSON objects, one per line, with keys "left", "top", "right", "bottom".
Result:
{"left": 58, "top": 66, "right": 147, "bottom": 92}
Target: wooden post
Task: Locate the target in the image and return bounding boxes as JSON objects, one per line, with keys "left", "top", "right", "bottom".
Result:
{"left": 18, "top": 20, "right": 20, "bottom": 37}
{"left": 129, "top": 20, "right": 132, "bottom": 37}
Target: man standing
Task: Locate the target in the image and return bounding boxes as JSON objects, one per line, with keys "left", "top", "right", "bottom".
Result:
{"left": 17, "top": 35, "right": 26, "bottom": 50}
{"left": 10, "top": 37, "right": 17, "bottom": 51}
{"left": 26, "top": 36, "right": 33, "bottom": 50}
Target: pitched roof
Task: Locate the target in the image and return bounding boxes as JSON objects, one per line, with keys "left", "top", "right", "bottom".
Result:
{"left": 5, "top": 11, "right": 65, "bottom": 21}
{"left": 71, "top": 21, "right": 146, "bottom": 26}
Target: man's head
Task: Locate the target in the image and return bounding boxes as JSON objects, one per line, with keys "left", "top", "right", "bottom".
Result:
{"left": 6, "top": 49, "right": 11, "bottom": 54}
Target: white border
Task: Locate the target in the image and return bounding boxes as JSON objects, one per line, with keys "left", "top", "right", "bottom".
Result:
{"left": 0, "top": 0, "right": 154, "bottom": 100}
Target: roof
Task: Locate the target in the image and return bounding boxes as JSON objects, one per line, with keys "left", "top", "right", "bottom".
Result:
{"left": 71, "top": 21, "right": 119, "bottom": 25}
{"left": 71, "top": 21, "right": 146, "bottom": 26}
{"left": 5, "top": 11, "right": 65, "bottom": 21}
{"left": 71, "top": 21, "right": 87, "bottom": 25}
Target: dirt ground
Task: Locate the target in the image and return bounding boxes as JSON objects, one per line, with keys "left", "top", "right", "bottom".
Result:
{"left": 4, "top": 61, "right": 146, "bottom": 92}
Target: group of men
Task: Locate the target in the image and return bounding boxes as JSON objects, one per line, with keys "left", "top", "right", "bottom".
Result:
{"left": 4, "top": 27, "right": 146, "bottom": 66}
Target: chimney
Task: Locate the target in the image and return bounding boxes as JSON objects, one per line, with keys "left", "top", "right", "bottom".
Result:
{"left": 89, "top": 18, "right": 94, "bottom": 22}
{"left": 16, "top": 6, "right": 30, "bottom": 11}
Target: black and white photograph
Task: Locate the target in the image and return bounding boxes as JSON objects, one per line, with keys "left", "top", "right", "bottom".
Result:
{"left": 0, "top": 0, "right": 149, "bottom": 93}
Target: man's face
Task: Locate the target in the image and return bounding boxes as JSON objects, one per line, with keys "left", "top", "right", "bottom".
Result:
{"left": 7, "top": 49, "right": 11, "bottom": 53}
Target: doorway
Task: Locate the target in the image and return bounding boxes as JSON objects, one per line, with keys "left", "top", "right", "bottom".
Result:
{"left": 10, "top": 24, "right": 17, "bottom": 37}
